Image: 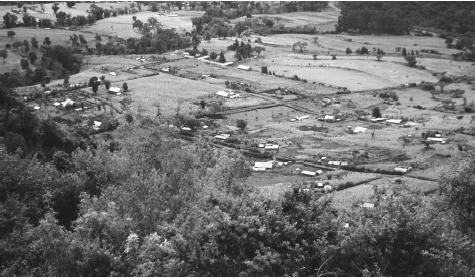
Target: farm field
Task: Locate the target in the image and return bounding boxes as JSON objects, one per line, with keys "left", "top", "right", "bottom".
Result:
{"left": 82, "top": 10, "right": 203, "bottom": 37}
{"left": 0, "top": 27, "right": 96, "bottom": 73}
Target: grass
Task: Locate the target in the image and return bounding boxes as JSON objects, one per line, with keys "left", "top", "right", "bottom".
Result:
{"left": 82, "top": 10, "right": 203, "bottom": 37}
{"left": 124, "top": 73, "right": 224, "bottom": 116}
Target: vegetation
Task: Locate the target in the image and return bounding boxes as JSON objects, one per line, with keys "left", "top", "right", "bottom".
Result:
{"left": 337, "top": 2, "right": 475, "bottom": 35}
{"left": 0, "top": 110, "right": 472, "bottom": 276}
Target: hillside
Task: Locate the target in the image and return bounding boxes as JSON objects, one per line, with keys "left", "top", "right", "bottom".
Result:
{"left": 337, "top": 2, "right": 475, "bottom": 35}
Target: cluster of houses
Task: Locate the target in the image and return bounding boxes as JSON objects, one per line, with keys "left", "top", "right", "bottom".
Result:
{"left": 215, "top": 90, "right": 241, "bottom": 99}
{"left": 289, "top": 115, "right": 310, "bottom": 122}
{"left": 370, "top": 117, "right": 420, "bottom": 127}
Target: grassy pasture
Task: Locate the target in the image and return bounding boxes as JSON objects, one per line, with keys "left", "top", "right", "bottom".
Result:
{"left": 0, "top": 27, "right": 96, "bottom": 73}
{"left": 82, "top": 10, "right": 203, "bottom": 38}
{"left": 123, "top": 73, "right": 224, "bottom": 116}
{"left": 331, "top": 176, "right": 438, "bottom": 209}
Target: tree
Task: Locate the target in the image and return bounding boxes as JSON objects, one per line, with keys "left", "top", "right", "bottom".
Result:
{"left": 31, "top": 37, "right": 39, "bottom": 49}
{"left": 438, "top": 76, "right": 453, "bottom": 92}
{"left": 3, "top": 12, "right": 18, "bottom": 28}
{"left": 7, "top": 30, "right": 15, "bottom": 39}
{"left": 218, "top": 51, "right": 226, "bottom": 63}
{"left": 346, "top": 47, "right": 352, "bottom": 54}
{"left": 44, "top": 37, "right": 52, "bottom": 46}
{"left": 234, "top": 51, "right": 242, "bottom": 61}
{"left": 104, "top": 80, "right": 111, "bottom": 90}
{"left": 402, "top": 47, "right": 407, "bottom": 56}
{"left": 440, "top": 159, "right": 474, "bottom": 232}
{"left": 132, "top": 19, "right": 143, "bottom": 31}
{"left": 23, "top": 40, "right": 30, "bottom": 52}
{"left": 236, "top": 119, "right": 247, "bottom": 131}
{"left": 0, "top": 50, "right": 7, "bottom": 63}
{"left": 52, "top": 3, "right": 60, "bottom": 14}
{"left": 376, "top": 48, "right": 385, "bottom": 61}
{"left": 199, "top": 100, "right": 206, "bottom": 109}
{"left": 91, "top": 81, "right": 99, "bottom": 94}
{"left": 209, "top": 51, "right": 217, "bottom": 60}
{"left": 66, "top": 1, "right": 76, "bottom": 8}
{"left": 63, "top": 75, "right": 70, "bottom": 87}
{"left": 28, "top": 51, "right": 37, "bottom": 64}
{"left": 252, "top": 46, "right": 265, "bottom": 56}
{"left": 292, "top": 41, "right": 307, "bottom": 53}
{"left": 20, "top": 59, "right": 29, "bottom": 70}
{"left": 372, "top": 107, "right": 382, "bottom": 118}
{"left": 405, "top": 54, "right": 417, "bottom": 67}
{"left": 125, "top": 113, "right": 134, "bottom": 123}
{"left": 360, "top": 46, "right": 369, "bottom": 54}
{"left": 123, "top": 82, "right": 128, "bottom": 92}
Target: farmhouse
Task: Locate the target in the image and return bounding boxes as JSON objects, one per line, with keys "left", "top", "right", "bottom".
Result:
{"left": 237, "top": 65, "right": 252, "bottom": 71}
{"left": 264, "top": 144, "right": 279, "bottom": 150}
{"left": 394, "top": 166, "right": 412, "bottom": 173}
{"left": 301, "top": 170, "right": 323, "bottom": 176}
{"left": 253, "top": 161, "right": 274, "bottom": 171}
{"left": 108, "top": 87, "right": 121, "bottom": 95}
{"left": 216, "top": 91, "right": 229, "bottom": 97}
{"left": 214, "top": 134, "right": 231, "bottom": 140}
{"left": 386, "top": 119, "right": 403, "bottom": 124}
{"left": 427, "top": 137, "right": 447, "bottom": 144}
{"left": 295, "top": 115, "right": 310, "bottom": 121}
{"left": 353, "top": 126, "right": 367, "bottom": 133}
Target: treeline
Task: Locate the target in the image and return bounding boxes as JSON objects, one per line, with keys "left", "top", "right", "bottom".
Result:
{"left": 0, "top": 83, "right": 90, "bottom": 159}
{"left": 0, "top": 112, "right": 473, "bottom": 276}
{"left": 0, "top": 37, "right": 85, "bottom": 88}
{"left": 3, "top": 3, "right": 138, "bottom": 29}
{"left": 191, "top": 2, "right": 329, "bottom": 38}
{"left": 336, "top": 2, "right": 475, "bottom": 35}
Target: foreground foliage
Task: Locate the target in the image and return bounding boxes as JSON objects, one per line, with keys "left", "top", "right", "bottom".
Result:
{"left": 0, "top": 112, "right": 473, "bottom": 276}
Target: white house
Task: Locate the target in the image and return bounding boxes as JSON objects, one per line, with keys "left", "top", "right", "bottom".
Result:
{"left": 264, "top": 144, "right": 279, "bottom": 150}
{"left": 386, "top": 119, "right": 402, "bottom": 124}
{"left": 301, "top": 170, "right": 323, "bottom": 176}
{"left": 394, "top": 166, "right": 412, "bottom": 173}
{"left": 214, "top": 134, "right": 231, "bottom": 140}
{"left": 427, "top": 137, "right": 447, "bottom": 144}
{"left": 353, "top": 126, "right": 367, "bottom": 133}
{"left": 216, "top": 91, "right": 229, "bottom": 97}
{"left": 295, "top": 115, "right": 310, "bottom": 121}
{"left": 254, "top": 161, "right": 274, "bottom": 170}
{"left": 237, "top": 65, "right": 252, "bottom": 71}
{"left": 108, "top": 87, "right": 121, "bottom": 94}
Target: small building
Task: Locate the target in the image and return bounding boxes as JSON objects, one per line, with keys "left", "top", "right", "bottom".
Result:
{"left": 301, "top": 170, "right": 323, "bottom": 177}
{"left": 328, "top": 161, "right": 341, "bottom": 166}
{"left": 214, "top": 133, "right": 231, "bottom": 140}
{"left": 371, "top": 117, "right": 387, "bottom": 122}
{"left": 361, "top": 202, "right": 375, "bottom": 208}
{"left": 109, "top": 72, "right": 117, "bottom": 76}
{"left": 61, "top": 98, "right": 75, "bottom": 108}
{"left": 353, "top": 126, "right": 367, "bottom": 133}
{"left": 296, "top": 115, "right": 310, "bottom": 121}
{"left": 216, "top": 91, "right": 229, "bottom": 97}
{"left": 427, "top": 137, "right": 447, "bottom": 144}
{"left": 253, "top": 161, "right": 274, "bottom": 171}
{"left": 264, "top": 144, "right": 279, "bottom": 150}
{"left": 386, "top": 119, "right": 402, "bottom": 124}
{"left": 324, "top": 115, "right": 335, "bottom": 121}
{"left": 394, "top": 166, "right": 412, "bottom": 173}
{"left": 237, "top": 65, "right": 252, "bottom": 71}
{"left": 93, "top": 121, "right": 102, "bottom": 131}
{"left": 108, "top": 87, "right": 121, "bottom": 95}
